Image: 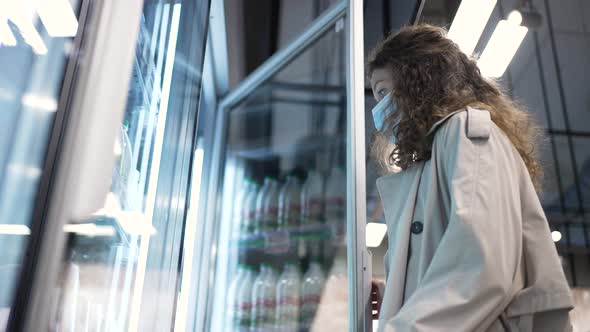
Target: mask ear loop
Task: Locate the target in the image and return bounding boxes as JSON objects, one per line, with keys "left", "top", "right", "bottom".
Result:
{"left": 386, "top": 95, "right": 400, "bottom": 137}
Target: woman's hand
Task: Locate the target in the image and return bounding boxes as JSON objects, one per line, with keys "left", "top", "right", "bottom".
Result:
{"left": 370, "top": 279, "right": 386, "bottom": 319}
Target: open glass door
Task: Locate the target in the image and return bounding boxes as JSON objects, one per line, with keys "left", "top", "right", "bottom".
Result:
{"left": 15, "top": 0, "right": 211, "bottom": 331}
{"left": 197, "top": 1, "right": 370, "bottom": 331}
{"left": 0, "top": 0, "right": 83, "bottom": 329}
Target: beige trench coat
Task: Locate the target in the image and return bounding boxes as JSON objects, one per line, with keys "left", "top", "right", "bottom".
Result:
{"left": 376, "top": 108, "right": 574, "bottom": 332}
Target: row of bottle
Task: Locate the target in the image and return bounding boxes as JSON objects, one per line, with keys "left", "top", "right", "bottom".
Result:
{"left": 235, "top": 167, "right": 346, "bottom": 236}
{"left": 226, "top": 262, "right": 326, "bottom": 332}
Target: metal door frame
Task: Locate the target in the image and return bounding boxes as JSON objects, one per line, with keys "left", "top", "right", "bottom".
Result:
{"left": 7, "top": 0, "right": 93, "bottom": 328}
{"left": 347, "top": 0, "right": 369, "bottom": 330}
{"left": 194, "top": 1, "right": 370, "bottom": 330}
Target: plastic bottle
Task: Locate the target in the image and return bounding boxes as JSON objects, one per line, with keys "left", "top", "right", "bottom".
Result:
{"left": 263, "top": 267, "right": 278, "bottom": 331}
{"left": 118, "top": 122, "right": 135, "bottom": 209}
{"left": 250, "top": 265, "right": 277, "bottom": 332}
{"left": 113, "top": 122, "right": 133, "bottom": 209}
{"left": 275, "top": 263, "right": 301, "bottom": 332}
{"left": 242, "top": 182, "right": 260, "bottom": 235}
{"left": 250, "top": 266, "right": 266, "bottom": 331}
{"left": 236, "top": 265, "right": 256, "bottom": 331}
{"left": 301, "top": 171, "right": 324, "bottom": 225}
{"left": 300, "top": 262, "right": 326, "bottom": 330}
{"left": 263, "top": 178, "right": 280, "bottom": 231}
{"left": 278, "top": 176, "right": 301, "bottom": 230}
{"left": 234, "top": 180, "right": 251, "bottom": 236}
{"left": 255, "top": 179, "right": 272, "bottom": 234}
{"left": 324, "top": 167, "right": 346, "bottom": 237}
{"left": 226, "top": 265, "right": 247, "bottom": 331}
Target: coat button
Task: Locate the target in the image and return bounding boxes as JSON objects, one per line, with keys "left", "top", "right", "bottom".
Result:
{"left": 411, "top": 221, "right": 423, "bottom": 234}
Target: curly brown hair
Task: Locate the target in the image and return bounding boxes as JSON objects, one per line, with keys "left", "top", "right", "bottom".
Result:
{"left": 367, "top": 24, "right": 543, "bottom": 191}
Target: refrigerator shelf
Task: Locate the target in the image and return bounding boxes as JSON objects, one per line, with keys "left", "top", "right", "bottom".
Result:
{"left": 233, "top": 223, "right": 337, "bottom": 251}
{"left": 65, "top": 215, "right": 136, "bottom": 265}
{"left": 230, "top": 135, "right": 345, "bottom": 161}
{"left": 264, "top": 81, "right": 346, "bottom": 94}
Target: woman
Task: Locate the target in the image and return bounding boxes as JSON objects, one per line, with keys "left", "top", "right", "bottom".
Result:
{"left": 367, "top": 25, "right": 574, "bottom": 332}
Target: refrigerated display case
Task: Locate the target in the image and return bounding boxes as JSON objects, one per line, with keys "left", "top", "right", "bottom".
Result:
{"left": 49, "top": 0, "right": 210, "bottom": 330}
{"left": 5, "top": 0, "right": 378, "bottom": 331}
{"left": 7, "top": 0, "right": 211, "bottom": 331}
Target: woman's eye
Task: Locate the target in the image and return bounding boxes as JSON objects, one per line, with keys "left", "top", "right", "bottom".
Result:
{"left": 378, "top": 89, "right": 387, "bottom": 97}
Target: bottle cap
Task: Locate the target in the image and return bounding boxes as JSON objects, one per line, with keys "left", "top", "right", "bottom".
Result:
{"left": 286, "top": 259, "right": 300, "bottom": 266}
{"left": 286, "top": 175, "right": 299, "bottom": 184}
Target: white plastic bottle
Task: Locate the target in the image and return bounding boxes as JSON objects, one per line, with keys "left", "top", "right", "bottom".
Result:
{"left": 236, "top": 265, "right": 256, "bottom": 331}
{"left": 263, "top": 178, "right": 280, "bottom": 231}
{"left": 301, "top": 171, "right": 324, "bottom": 225}
{"left": 250, "top": 265, "right": 266, "bottom": 331}
{"left": 275, "top": 263, "right": 301, "bottom": 332}
{"left": 263, "top": 267, "right": 278, "bottom": 331}
{"left": 278, "top": 176, "right": 301, "bottom": 230}
{"left": 324, "top": 167, "right": 346, "bottom": 238}
{"left": 251, "top": 265, "right": 277, "bottom": 332}
{"left": 226, "top": 265, "right": 247, "bottom": 331}
{"left": 300, "top": 262, "right": 326, "bottom": 330}
{"left": 234, "top": 180, "right": 251, "bottom": 236}
{"left": 255, "top": 178, "right": 272, "bottom": 234}
{"left": 242, "top": 182, "right": 260, "bottom": 235}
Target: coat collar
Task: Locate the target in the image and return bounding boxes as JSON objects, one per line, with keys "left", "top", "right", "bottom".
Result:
{"left": 425, "top": 109, "right": 466, "bottom": 137}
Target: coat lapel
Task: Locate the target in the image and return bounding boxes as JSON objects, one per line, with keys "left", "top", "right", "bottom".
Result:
{"left": 376, "top": 163, "right": 424, "bottom": 320}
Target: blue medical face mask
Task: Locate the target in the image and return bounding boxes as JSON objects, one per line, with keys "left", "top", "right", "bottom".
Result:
{"left": 371, "top": 92, "right": 400, "bottom": 144}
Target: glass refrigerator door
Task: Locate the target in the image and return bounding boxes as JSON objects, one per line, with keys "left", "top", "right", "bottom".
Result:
{"left": 201, "top": 2, "right": 369, "bottom": 331}
{"left": 0, "top": 0, "right": 82, "bottom": 328}
{"left": 17, "top": 0, "right": 211, "bottom": 331}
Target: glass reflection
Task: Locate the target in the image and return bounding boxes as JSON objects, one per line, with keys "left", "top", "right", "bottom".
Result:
{"left": 0, "top": 0, "right": 80, "bottom": 328}
{"left": 210, "top": 18, "right": 348, "bottom": 332}
{"left": 49, "top": 1, "right": 208, "bottom": 330}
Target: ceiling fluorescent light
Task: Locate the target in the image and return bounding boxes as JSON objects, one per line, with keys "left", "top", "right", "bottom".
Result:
{"left": 7, "top": 163, "right": 42, "bottom": 178}
{"left": 0, "top": 4, "right": 46, "bottom": 53}
{"left": 366, "top": 222, "right": 387, "bottom": 247}
{"left": 63, "top": 223, "right": 116, "bottom": 237}
{"left": 448, "top": 0, "right": 497, "bottom": 55}
{"left": 0, "top": 224, "right": 31, "bottom": 235}
{"left": 508, "top": 10, "right": 523, "bottom": 25}
{"left": 94, "top": 192, "right": 156, "bottom": 236}
{"left": 0, "top": 18, "right": 17, "bottom": 46}
{"left": 35, "top": 0, "right": 78, "bottom": 37}
{"left": 478, "top": 13, "right": 528, "bottom": 78}
{"left": 17, "top": 21, "right": 48, "bottom": 54}
{"left": 551, "top": 230, "right": 562, "bottom": 242}
{"left": 22, "top": 94, "right": 58, "bottom": 112}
